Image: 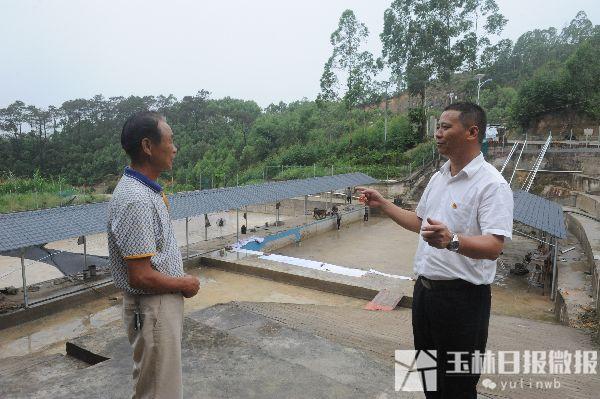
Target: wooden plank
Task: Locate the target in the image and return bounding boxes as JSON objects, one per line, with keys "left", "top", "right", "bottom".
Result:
{"left": 364, "top": 289, "right": 403, "bottom": 311}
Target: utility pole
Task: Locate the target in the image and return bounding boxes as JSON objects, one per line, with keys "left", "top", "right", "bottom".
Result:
{"left": 383, "top": 80, "right": 390, "bottom": 143}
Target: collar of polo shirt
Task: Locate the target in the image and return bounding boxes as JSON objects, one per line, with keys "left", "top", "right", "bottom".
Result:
{"left": 123, "top": 166, "right": 163, "bottom": 193}
{"left": 440, "top": 152, "right": 485, "bottom": 178}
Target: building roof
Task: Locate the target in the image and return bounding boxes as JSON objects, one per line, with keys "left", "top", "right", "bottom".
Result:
{"left": 169, "top": 173, "right": 377, "bottom": 219}
{"left": 513, "top": 190, "right": 566, "bottom": 239}
{"left": 0, "top": 173, "right": 378, "bottom": 252}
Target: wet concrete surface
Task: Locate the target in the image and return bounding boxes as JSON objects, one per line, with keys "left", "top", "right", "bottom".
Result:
{"left": 234, "top": 302, "right": 600, "bottom": 399}
{"left": 2, "top": 211, "right": 597, "bottom": 397}
{"left": 0, "top": 272, "right": 405, "bottom": 399}
{"left": 276, "top": 217, "right": 558, "bottom": 322}
{"left": 0, "top": 267, "right": 365, "bottom": 361}
{"left": 276, "top": 216, "right": 418, "bottom": 278}
{"left": 2, "top": 315, "right": 411, "bottom": 399}
{"left": 3, "top": 301, "right": 598, "bottom": 398}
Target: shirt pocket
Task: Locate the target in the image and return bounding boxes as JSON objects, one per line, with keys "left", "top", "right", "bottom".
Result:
{"left": 446, "top": 200, "right": 472, "bottom": 234}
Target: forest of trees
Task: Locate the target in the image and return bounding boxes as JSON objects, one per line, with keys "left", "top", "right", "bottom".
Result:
{"left": 1, "top": 4, "right": 598, "bottom": 188}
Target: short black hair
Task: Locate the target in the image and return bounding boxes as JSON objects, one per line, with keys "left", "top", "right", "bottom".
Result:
{"left": 443, "top": 102, "right": 487, "bottom": 143}
{"left": 121, "top": 111, "right": 164, "bottom": 161}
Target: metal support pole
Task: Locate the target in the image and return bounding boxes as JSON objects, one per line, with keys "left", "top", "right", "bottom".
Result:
{"left": 83, "top": 236, "right": 87, "bottom": 272}
{"left": 204, "top": 214, "right": 208, "bottom": 241}
{"left": 331, "top": 165, "right": 334, "bottom": 176}
{"left": 236, "top": 209, "right": 239, "bottom": 243}
{"left": 313, "top": 164, "right": 316, "bottom": 177}
{"left": 185, "top": 217, "right": 189, "bottom": 259}
{"left": 551, "top": 237, "right": 559, "bottom": 301}
{"left": 21, "top": 249, "right": 28, "bottom": 308}
{"left": 569, "top": 129, "right": 573, "bottom": 148}
{"left": 304, "top": 195, "right": 307, "bottom": 221}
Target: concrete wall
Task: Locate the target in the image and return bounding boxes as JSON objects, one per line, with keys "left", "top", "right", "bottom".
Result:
{"left": 365, "top": 182, "right": 408, "bottom": 198}
{"left": 246, "top": 208, "right": 365, "bottom": 253}
{"left": 573, "top": 175, "right": 600, "bottom": 195}
{"left": 548, "top": 151, "right": 600, "bottom": 176}
{"left": 564, "top": 213, "right": 600, "bottom": 318}
{"left": 496, "top": 149, "right": 600, "bottom": 176}
{"left": 575, "top": 194, "right": 600, "bottom": 218}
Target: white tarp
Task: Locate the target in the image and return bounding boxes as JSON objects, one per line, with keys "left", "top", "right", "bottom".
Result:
{"left": 368, "top": 269, "right": 413, "bottom": 280}
{"left": 231, "top": 247, "right": 413, "bottom": 280}
{"left": 260, "top": 253, "right": 369, "bottom": 277}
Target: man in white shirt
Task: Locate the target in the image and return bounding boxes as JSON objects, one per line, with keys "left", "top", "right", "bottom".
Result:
{"left": 357, "top": 102, "right": 513, "bottom": 398}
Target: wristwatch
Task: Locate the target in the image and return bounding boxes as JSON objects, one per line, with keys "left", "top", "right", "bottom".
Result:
{"left": 446, "top": 233, "right": 460, "bottom": 252}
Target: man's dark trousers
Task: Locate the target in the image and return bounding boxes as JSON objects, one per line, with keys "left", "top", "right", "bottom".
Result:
{"left": 412, "top": 276, "right": 491, "bottom": 399}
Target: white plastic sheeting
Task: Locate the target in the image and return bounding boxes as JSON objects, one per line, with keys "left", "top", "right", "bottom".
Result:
{"left": 260, "top": 253, "right": 368, "bottom": 277}
{"left": 231, "top": 247, "right": 412, "bottom": 280}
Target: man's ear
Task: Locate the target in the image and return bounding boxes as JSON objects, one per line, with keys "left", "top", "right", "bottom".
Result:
{"left": 466, "top": 125, "right": 479, "bottom": 142}
{"left": 140, "top": 137, "right": 152, "bottom": 157}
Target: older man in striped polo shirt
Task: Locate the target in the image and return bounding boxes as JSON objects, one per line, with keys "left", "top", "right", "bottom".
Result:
{"left": 108, "top": 111, "right": 199, "bottom": 399}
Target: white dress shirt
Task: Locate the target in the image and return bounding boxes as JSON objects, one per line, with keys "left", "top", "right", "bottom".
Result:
{"left": 414, "top": 153, "right": 513, "bottom": 285}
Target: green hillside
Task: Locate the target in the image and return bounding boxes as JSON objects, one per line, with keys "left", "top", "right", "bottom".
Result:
{"left": 0, "top": 7, "right": 598, "bottom": 198}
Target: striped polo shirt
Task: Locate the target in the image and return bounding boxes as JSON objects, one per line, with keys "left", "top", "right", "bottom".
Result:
{"left": 107, "top": 167, "right": 184, "bottom": 295}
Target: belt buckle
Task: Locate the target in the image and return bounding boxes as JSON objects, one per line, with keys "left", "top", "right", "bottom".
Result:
{"left": 421, "top": 278, "right": 432, "bottom": 289}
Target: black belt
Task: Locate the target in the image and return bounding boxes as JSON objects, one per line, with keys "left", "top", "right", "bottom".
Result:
{"left": 418, "top": 276, "right": 482, "bottom": 290}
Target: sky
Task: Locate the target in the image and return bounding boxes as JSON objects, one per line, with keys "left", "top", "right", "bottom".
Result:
{"left": 1, "top": 0, "right": 598, "bottom": 109}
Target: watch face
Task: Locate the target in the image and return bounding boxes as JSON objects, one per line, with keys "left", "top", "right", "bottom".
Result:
{"left": 448, "top": 235, "right": 459, "bottom": 251}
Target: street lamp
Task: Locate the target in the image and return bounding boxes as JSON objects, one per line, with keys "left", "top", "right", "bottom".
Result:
{"left": 475, "top": 74, "right": 492, "bottom": 105}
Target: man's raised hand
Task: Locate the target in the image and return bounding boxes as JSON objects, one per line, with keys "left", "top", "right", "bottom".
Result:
{"left": 355, "top": 187, "right": 387, "bottom": 208}
{"left": 420, "top": 217, "right": 452, "bottom": 249}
